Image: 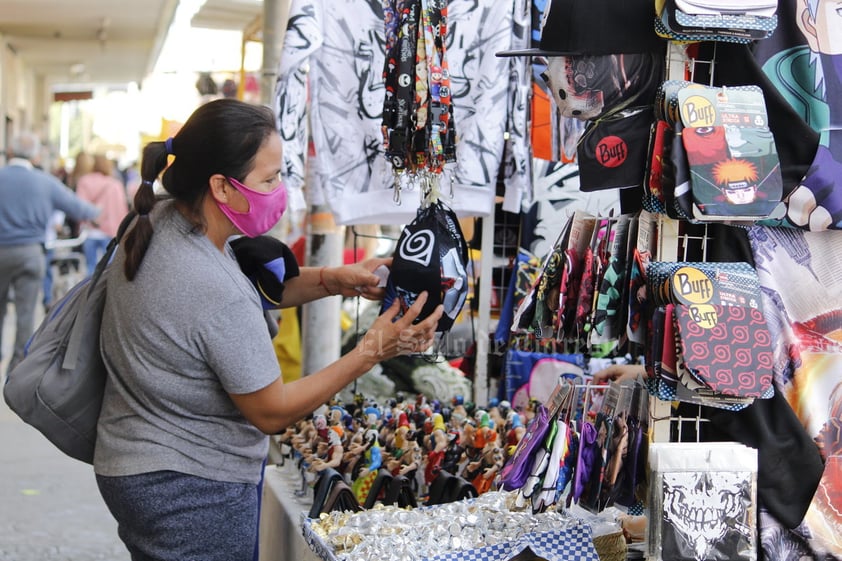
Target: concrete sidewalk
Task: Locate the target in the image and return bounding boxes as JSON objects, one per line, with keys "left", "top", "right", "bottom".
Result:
{"left": 1, "top": 304, "right": 129, "bottom": 561}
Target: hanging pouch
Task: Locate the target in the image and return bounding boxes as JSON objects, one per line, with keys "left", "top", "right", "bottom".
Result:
{"left": 500, "top": 404, "right": 551, "bottom": 491}
{"left": 572, "top": 421, "right": 598, "bottom": 502}
{"left": 532, "top": 418, "right": 570, "bottom": 513}
{"left": 521, "top": 419, "right": 559, "bottom": 499}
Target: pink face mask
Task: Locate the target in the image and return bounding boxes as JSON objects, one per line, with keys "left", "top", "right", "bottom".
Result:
{"left": 216, "top": 176, "right": 287, "bottom": 237}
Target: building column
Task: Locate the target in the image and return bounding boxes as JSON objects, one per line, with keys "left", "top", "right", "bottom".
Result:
{"left": 260, "top": 0, "right": 291, "bottom": 105}
{"left": 301, "top": 207, "right": 344, "bottom": 376}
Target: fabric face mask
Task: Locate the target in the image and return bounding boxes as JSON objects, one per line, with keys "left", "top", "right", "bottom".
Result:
{"left": 216, "top": 176, "right": 287, "bottom": 237}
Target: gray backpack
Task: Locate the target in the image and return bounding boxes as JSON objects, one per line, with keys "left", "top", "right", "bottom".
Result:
{"left": 3, "top": 214, "right": 134, "bottom": 464}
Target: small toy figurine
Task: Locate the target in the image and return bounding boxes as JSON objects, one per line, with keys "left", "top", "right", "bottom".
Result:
{"left": 309, "top": 429, "right": 344, "bottom": 473}
{"left": 451, "top": 395, "right": 467, "bottom": 424}
{"left": 383, "top": 417, "right": 422, "bottom": 496}
{"left": 473, "top": 410, "right": 499, "bottom": 455}
{"left": 378, "top": 413, "right": 396, "bottom": 452}
{"left": 468, "top": 446, "right": 504, "bottom": 495}
{"left": 362, "top": 402, "right": 381, "bottom": 430}
{"left": 351, "top": 429, "right": 382, "bottom": 504}
{"left": 402, "top": 440, "right": 425, "bottom": 496}
{"left": 461, "top": 419, "right": 480, "bottom": 464}
{"left": 291, "top": 417, "right": 315, "bottom": 457}
{"left": 342, "top": 427, "right": 366, "bottom": 481}
{"left": 328, "top": 406, "right": 346, "bottom": 439}
{"left": 424, "top": 413, "right": 448, "bottom": 486}
{"left": 301, "top": 414, "right": 330, "bottom": 470}
{"left": 505, "top": 412, "right": 526, "bottom": 460}
{"left": 290, "top": 417, "right": 319, "bottom": 496}
{"left": 276, "top": 425, "right": 296, "bottom": 465}
{"left": 440, "top": 430, "right": 464, "bottom": 476}
{"left": 313, "top": 414, "right": 329, "bottom": 442}
{"left": 489, "top": 400, "right": 511, "bottom": 439}
{"left": 523, "top": 398, "right": 542, "bottom": 423}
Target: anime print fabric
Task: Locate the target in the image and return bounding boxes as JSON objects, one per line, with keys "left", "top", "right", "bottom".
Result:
{"left": 747, "top": 224, "right": 842, "bottom": 559}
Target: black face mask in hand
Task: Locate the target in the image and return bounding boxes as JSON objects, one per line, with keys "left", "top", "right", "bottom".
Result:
{"left": 230, "top": 235, "right": 300, "bottom": 309}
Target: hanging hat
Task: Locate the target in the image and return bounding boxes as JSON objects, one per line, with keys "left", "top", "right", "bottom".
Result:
{"left": 496, "top": 0, "right": 663, "bottom": 57}
{"left": 540, "top": 51, "right": 664, "bottom": 121}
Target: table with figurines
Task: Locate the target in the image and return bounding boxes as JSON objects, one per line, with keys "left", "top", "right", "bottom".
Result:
{"left": 264, "top": 391, "right": 621, "bottom": 561}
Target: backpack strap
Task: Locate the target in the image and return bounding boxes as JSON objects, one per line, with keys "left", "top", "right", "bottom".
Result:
{"left": 62, "top": 212, "right": 137, "bottom": 370}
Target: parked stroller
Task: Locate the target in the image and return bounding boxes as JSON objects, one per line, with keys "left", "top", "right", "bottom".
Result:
{"left": 45, "top": 231, "right": 88, "bottom": 306}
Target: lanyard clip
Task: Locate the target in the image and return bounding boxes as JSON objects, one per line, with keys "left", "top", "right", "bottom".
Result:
{"left": 429, "top": 101, "right": 446, "bottom": 128}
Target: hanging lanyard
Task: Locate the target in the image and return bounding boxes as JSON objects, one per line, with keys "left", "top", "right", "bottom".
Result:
{"left": 420, "top": 0, "right": 456, "bottom": 174}
{"left": 383, "top": 0, "right": 401, "bottom": 55}
{"left": 382, "top": 0, "right": 420, "bottom": 171}
{"left": 382, "top": 0, "right": 457, "bottom": 200}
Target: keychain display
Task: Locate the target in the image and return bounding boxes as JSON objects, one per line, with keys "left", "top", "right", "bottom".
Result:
{"left": 382, "top": 0, "right": 457, "bottom": 203}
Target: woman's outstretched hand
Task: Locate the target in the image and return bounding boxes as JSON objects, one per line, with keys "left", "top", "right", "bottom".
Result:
{"left": 357, "top": 291, "right": 443, "bottom": 364}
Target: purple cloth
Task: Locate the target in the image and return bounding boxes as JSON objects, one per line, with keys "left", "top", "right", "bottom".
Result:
{"left": 500, "top": 405, "right": 551, "bottom": 491}
{"left": 572, "top": 421, "right": 597, "bottom": 501}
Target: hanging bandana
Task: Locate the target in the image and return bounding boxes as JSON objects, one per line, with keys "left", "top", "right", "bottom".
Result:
{"left": 381, "top": 0, "right": 457, "bottom": 202}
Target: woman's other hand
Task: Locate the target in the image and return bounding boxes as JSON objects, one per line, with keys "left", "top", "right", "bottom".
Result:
{"left": 323, "top": 257, "right": 392, "bottom": 299}
{"left": 592, "top": 364, "right": 646, "bottom": 384}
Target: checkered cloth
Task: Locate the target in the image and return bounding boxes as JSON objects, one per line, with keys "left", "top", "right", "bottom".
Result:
{"left": 428, "top": 526, "right": 599, "bottom": 561}
{"left": 303, "top": 517, "right": 600, "bottom": 561}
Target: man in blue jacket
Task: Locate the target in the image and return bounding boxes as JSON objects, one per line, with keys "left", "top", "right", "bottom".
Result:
{"left": 0, "top": 132, "right": 100, "bottom": 374}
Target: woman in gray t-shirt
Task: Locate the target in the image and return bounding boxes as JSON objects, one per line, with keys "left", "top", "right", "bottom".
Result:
{"left": 94, "top": 98, "right": 442, "bottom": 561}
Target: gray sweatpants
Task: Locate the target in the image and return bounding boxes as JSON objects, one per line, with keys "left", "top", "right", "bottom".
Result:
{"left": 0, "top": 243, "right": 45, "bottom": 373}
{"left": 96, "top": 470, "right": 260, "bottom": 561}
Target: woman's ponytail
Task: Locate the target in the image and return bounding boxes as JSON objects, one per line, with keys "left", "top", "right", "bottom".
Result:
{"left": 124, "top": 140, "right": 170, "bottom": 280}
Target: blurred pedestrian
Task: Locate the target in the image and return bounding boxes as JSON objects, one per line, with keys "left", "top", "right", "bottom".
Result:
{"left": 65, "top": 151, "right": 95, "bottom": 238}
{"left": 43, "top": 157, "right": 70, "bottom": 311}
{"left": 75, "top": 154, "right": 129, "bottom": 275}
{"left": 0, "top": 132, "right": 100, "bottom": 373}
{"left": 68, "top": 150, "right": 94, "bottom": 191}
{"left": 122, "top": 160, "right": 141, "bottom": 207}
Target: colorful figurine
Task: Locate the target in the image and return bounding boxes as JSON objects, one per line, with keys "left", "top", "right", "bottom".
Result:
{"left": 351, "top": 429, "right": 382, "bottom": 504}
{"left": 424, "top": 413, "right": 448, "bottom": 486}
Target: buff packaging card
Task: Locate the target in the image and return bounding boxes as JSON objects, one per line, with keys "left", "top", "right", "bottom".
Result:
{"left": 678, "top": 85, "right": 783, "bottom": 222}
{"left": 645, "top": 261, "right": 761, "bottom": 309}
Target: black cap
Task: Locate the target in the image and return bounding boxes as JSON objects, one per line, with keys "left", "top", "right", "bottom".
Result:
{"left": 496, "top": 0, "right": 664, "bottom": 57}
